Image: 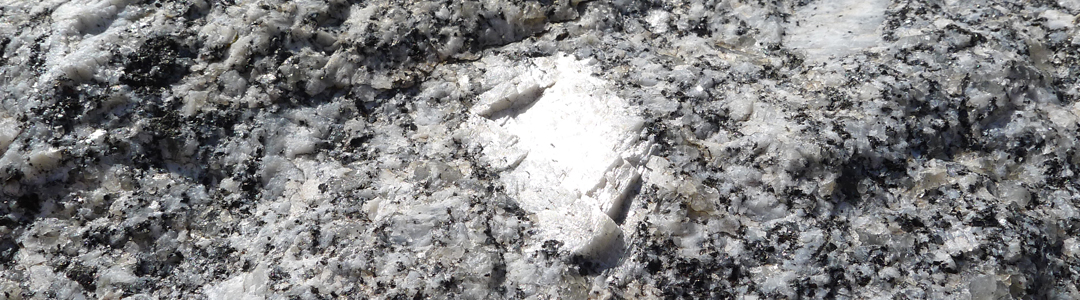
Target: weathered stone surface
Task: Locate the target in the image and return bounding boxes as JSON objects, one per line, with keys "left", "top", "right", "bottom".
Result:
{"left": 1, "top": 0, "right": 1079, "bottom": 299}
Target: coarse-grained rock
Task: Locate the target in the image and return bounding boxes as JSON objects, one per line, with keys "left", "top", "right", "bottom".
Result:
{"left": 1, "top": 0, "right": 1079, "bottom": 299}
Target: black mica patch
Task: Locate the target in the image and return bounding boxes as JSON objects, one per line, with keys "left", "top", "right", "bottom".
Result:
{"left": 347, "top": 134, "right": 372, "bottom": 148}
{"left": 121, "top": 36, "right": 194, "bottom": 89}
{"left": 0, "top": 237, "right": 18, "bottom": 265}
{"left": 834, "top": 165, "right": 865, "bottom": 202}
{"left": 28, "top": 37, "right": 45, "bottom": 72}
{"left": 135, "top": 251, "right": 185, "bottom": 278}
{"left": 33, "top": 83, "right": 96, "bottom": 133}
{"left": 895, "top": 214, "right": 926, "bottom": 233}
{"left": 569, "top": 254, "right": 603, "bottom": 276}
{"left": 15, "top": 193, "right": 42, "bottom": 217}
{"left": 83, "top": 226, "right": 129, "bottom": 249}
{"left": 65, "top": 263, "right": 97, "bottom": 292}
{"left": 0, "top": 36, "right": 10, "bottom": 65}
{"left": 183, "top": 1, "right": 211, "bottom": 20}
{"left": 968, "top": 208, "right": 999, "bottom": 227}
{"left": 541, "top": 240, "right": 563, "bottom": 259}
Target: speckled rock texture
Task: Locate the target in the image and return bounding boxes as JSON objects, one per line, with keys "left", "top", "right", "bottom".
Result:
{"left": 2, "top": 0, "right": 1080, "bottom": 299}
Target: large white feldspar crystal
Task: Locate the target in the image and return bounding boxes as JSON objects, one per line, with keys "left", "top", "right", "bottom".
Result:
{"left": 784, "top": 0, "right": 889, "bottom": 62}
{"left": 468, "top": 54, "right": 649, "bottom": 260}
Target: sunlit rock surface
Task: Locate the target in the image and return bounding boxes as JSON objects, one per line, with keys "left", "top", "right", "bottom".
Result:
{"left": 2, "top": 0, "right": 1080, "bottom": 299}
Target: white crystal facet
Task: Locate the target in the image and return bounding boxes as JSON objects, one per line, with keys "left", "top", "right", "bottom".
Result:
{"left": 469, "top": 54, "right": 647, "bottom": 260}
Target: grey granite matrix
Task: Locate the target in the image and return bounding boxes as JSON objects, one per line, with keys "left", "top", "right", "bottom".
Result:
{"left": 1, "top": 0, "right": 1080, "bottom": 299}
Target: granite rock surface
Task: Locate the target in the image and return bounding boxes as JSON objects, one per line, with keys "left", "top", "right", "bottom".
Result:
{"left": 2, "top": 0, "right": 1080, "bottom": 299}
